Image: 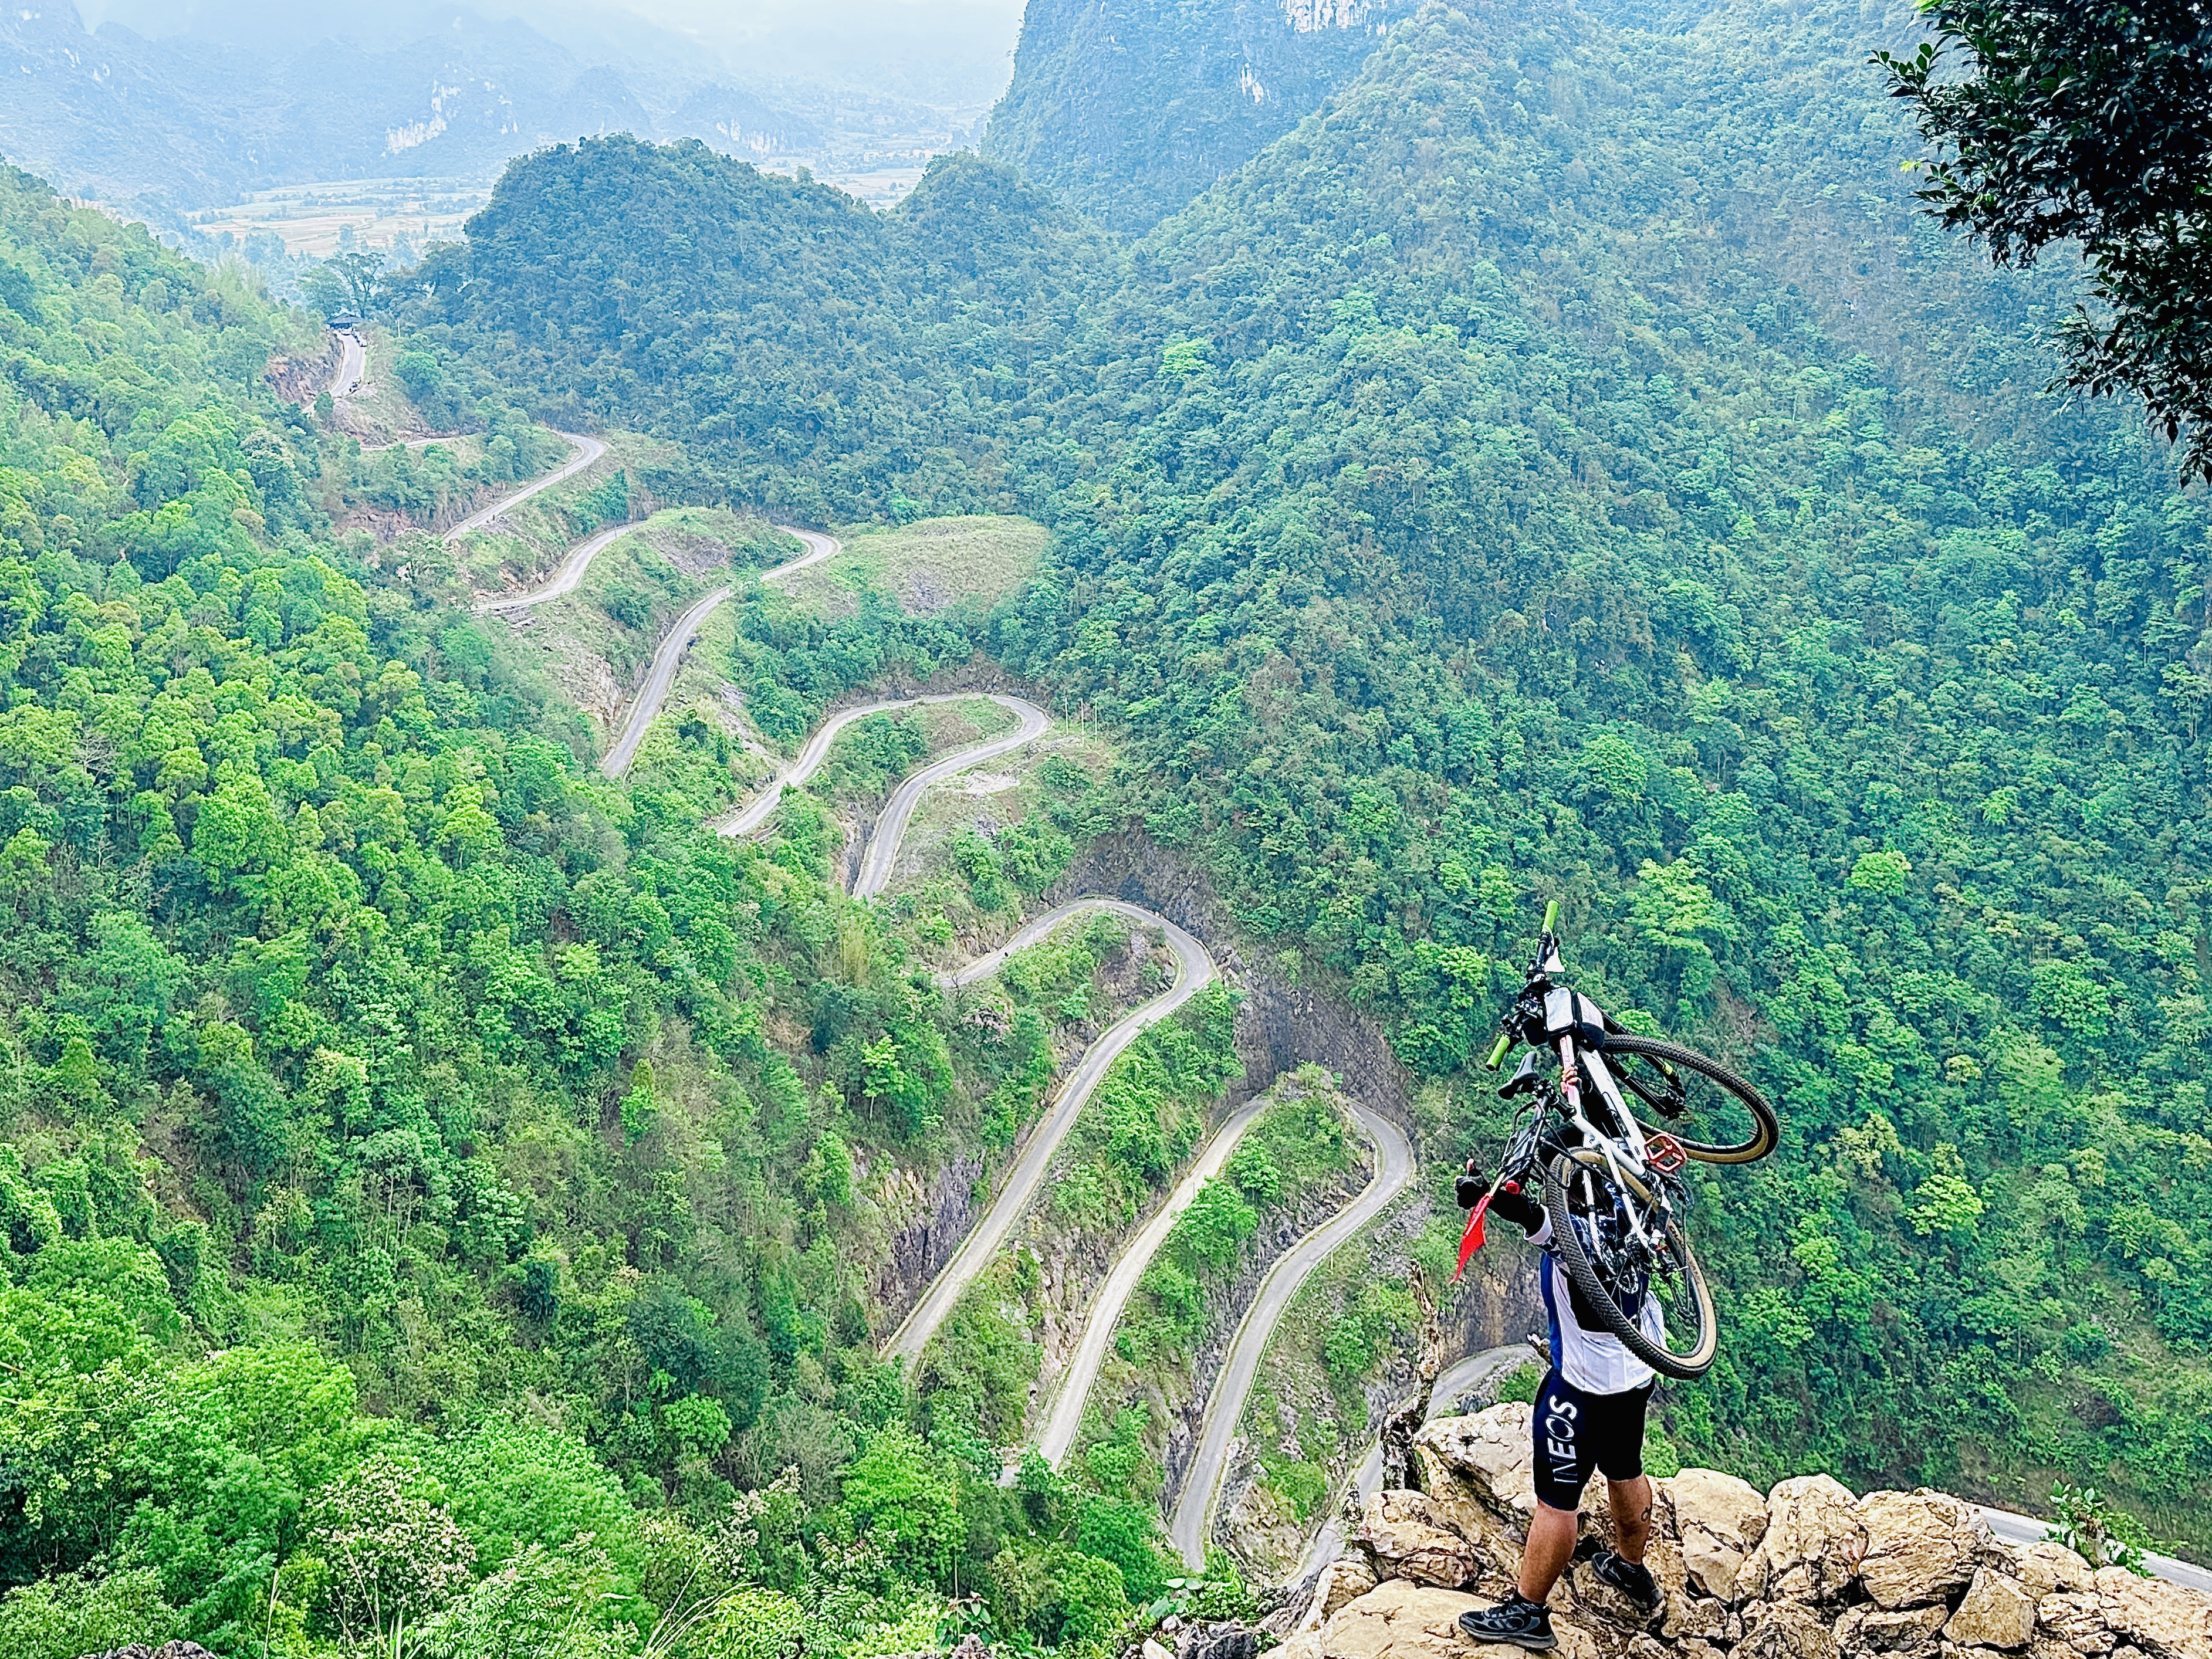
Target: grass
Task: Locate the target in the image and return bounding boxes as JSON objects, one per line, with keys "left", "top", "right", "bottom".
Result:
{"left": 779, "top": 516, "right": 1048, "bottom": 618}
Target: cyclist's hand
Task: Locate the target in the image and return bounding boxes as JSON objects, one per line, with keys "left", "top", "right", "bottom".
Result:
{"left": 1454, "top": 1157, "right": 1485, "bottom": 1210}
{"left": 1490, "top": 1180, "right": 1545, "bottom": 1234}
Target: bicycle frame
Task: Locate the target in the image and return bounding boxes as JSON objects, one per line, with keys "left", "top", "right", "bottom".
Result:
{"left": 1477, "top": 905, "right": 1690, "bottom": 1279}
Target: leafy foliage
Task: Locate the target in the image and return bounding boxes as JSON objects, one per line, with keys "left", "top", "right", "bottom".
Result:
{"left": 1879, "top": 3, "right": 2212, "bottom": 478}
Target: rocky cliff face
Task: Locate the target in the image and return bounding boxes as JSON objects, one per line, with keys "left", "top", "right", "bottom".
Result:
{"left": 1240, "top": 1404, "right": 2211, "bottom": 1659}
{"left": 980, "top": 0, "right": 1418, "bottom": 233}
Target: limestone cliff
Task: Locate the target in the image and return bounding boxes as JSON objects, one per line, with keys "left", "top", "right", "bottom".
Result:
{"left": 1233, "top": 1406, "right": 2211, "bottom": 1659}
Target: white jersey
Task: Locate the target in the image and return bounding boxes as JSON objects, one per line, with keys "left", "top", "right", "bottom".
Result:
{"left": 1528, "top": 1212, "right": 1665, "bottom": 1395}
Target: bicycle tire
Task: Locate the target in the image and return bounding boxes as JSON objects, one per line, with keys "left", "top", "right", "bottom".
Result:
{"left": 1596, "top": 1034, "right": 1780, "bottom": 1164}
{"left": 1542, "top": 1148, "right": 1719, "bottom": 1381}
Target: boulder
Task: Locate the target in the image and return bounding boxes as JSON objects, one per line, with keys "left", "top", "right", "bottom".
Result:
{"left": 1665, "top": 1587, "right": 1731, "bottom": 1643}
{"left": 1359, "top": 1489, "right": 1486, "bottom": 1589}
{"left": 1284, "top": 1556, "right": 1382, "bottom": 1636}
{"left": 1316, "top": 1580, "right": 1605, "bottom": 1659}
{"left": 1412, "top": 1443, "right": 1526, "bottom": 1553}
{"left": 1748, "top": 1475, "right": 1867, "bottom": 1604}
{"left": 2015, "top": 1547, "right": 2094, "bottom": 1600}
{"left": 1836, "top": 1604, "right": 1949, "bottom": 1655}
{"left": 1740, "top": 1601, "right": 1844, "bottom": 1659}
{"left": 1946, "top": 1570, "right": 2038, "bottom": 1651}
{"left": 1178, "top": 1626, "right": 1260, "bottom": 1659}
{"left": 2037, "top": 1593, "right": 2118, "bottom": 1657}
{"left": 1668, "top": 1470, "right": 1771, "bottom": 1601}
{"left": 1418, "top": 1408, "right": 1538, "bottom": 1527}
{"left": 1858, "top": 1491, "right": 1988, "bottom": 1610}
{"left": 2092, "top": 1568, "right": 2212, "bottom": 1659}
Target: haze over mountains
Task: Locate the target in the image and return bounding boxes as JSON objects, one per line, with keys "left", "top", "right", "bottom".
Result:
{"left": 0, "top": 0, "right": 1012, "bottom": 215}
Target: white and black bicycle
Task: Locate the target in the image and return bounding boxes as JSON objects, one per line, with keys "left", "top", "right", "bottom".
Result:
{"left": 1470, "top": 900, "right": 1780, "bottom": 1380}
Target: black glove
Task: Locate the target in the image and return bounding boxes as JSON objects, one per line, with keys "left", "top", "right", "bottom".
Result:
{"left": 1455, "top": 1158, "right": 1485, "bottom": 1210}
{"left": 1489, "top": 1180, "right": 1545, "bottom": 1234}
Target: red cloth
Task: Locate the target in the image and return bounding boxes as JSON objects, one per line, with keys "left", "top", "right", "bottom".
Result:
{"left": 1454, "top": 1193, "right": 1491, "bottom": 1281}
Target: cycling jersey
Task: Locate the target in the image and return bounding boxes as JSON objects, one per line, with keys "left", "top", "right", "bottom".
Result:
{"left": 1528, "top": 1211, "right": 1667, "bottom": 1395}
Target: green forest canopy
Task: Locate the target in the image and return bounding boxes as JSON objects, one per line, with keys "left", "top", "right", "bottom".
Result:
{"left": 408, "top": 0, "right": 2212, "bottom": 1543}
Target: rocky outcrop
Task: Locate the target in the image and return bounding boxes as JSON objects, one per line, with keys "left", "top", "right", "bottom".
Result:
{"left": 1252, "top": 1406, "right": 2212, "bottom": 1659}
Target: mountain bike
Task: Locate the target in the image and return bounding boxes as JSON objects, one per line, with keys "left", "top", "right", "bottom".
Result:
{"left": 1463, "top": 901, "right": 1779, "bottom": 1380}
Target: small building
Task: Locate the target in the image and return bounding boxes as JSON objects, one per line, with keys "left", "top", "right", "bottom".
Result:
{"left": 329, "top": 308, "right": 361, "bottom": 331}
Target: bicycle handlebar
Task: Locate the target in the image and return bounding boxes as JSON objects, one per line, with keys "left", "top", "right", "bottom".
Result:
{"left": 1485, "top": 1032, "right": 1511, "bottom": 1070}
{"left": 1543, "top": 899, "right": 1559, "bottom": 933}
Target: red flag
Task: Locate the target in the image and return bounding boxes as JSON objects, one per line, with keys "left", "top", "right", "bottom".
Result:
{"left": 1454, "top": 1193, "right": 1491, "bottom": 1281}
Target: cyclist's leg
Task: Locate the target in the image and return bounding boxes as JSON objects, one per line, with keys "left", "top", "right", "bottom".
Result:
{"left": 1522, "top": 1370, "right": 1601, "bottom": 1602}
{"left": 1595, "top": 1381, "right": 1658, "bottom": 1563}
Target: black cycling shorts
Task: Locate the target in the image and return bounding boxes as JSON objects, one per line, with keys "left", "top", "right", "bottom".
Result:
{"left": 1529, "top": 1368, "right": 1654, "bottom": 1510}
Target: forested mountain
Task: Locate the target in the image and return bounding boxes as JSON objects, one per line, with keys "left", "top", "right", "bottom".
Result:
{"left": 409, "top": 0, "right": 2212, "bottom": 1542}
{"left": 979, "top": 0, "right": 1415, "bottom": 233}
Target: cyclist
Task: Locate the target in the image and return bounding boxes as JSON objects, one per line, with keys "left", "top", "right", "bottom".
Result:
{"left": 1452, "top": 1157, "right": 1663, "bottom": 1649}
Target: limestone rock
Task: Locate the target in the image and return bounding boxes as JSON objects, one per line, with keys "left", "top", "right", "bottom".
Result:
{"left": 1740, "top": 1600, "right": 1844, "bottom": 1659}
{"left": 1836, "top": 1603, "right": 1949, "bottom": 1655}
{"left": 1286, "top": 1556, "right": 1382, "bottom": 1636}
{"left": 1946, "top": 1570, "right": 2037, "bottom": 1650}
{"left": 1177, "top": 1625, "right": 1260, "bottom": 1659}
{"left": 1144, "top": 1641, "right": 1174, "bottom": 1659}
{"left": 1313, "top": 1580, "right": 1482, "bottom": 1659}
{"left": 1858, "top": 1491, "right": 1988, "bottom": 1610}
{"left": 1748, "top": 1475, "right": 1866, "bottom": 1604}
{"left": 1359, "top": 1489, "right": 1486, "bottom": 1589}
{"left": 2092, "top": 1568, "right": 2212, "bottom": 1659}
{"left": 1418, "top": 1408, "right": 1538, "bottom": 1527}
{"left": 1665, "top": 1587, "right": 1730, "bottom": 1643}
{"left": 1667, "top": 1470, "right": 1771, "bottom": 1601}
{"left": 1412, "top": 1443, "right": 1530, "bottom": 1558}
{"left": 2015, "top": 1546, "right": 2092, "bottom": 1600}
{"left": 2037, "top": 1592, "right": 2118, "bottom": 1657}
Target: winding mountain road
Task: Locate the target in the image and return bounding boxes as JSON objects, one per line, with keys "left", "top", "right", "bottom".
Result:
{"left": 718, "top": 692, "right": 1047, "bottom": 844}
{"left": 331, "top": 329, "right": 366, "bottom": 400}
{"left": 1171, "top": 1100, "right": 1418, "bottom": 1569}
{"left": 602, "top": 586, "right": 735, "bottom": 778}
{"left": 1034, "top": 1095, "right": 1268, "bottom": 1467}
{"left": 885, "top": 900, "right": 1217, "bottom": 1365}
{"left": 475, "top": 522, "right": 635, "bottom": 615}
{"left": 442, "top": 432, "right": 608, "bottom": 543}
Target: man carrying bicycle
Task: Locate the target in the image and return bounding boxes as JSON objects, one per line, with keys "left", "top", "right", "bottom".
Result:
{"left": 1452, "top": 1157, "right": 1663, "bottom": 1650}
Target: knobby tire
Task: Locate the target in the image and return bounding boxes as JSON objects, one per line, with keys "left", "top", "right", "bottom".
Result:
{"left": 1541, "top": 1148, "right": 1719, "bottom": 1381}
{"left": 1598, "top": 1033, "right": 1780, "bottom": 1164}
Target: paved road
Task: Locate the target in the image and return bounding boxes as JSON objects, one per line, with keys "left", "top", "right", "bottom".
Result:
{"left": 602, "top": 586, "right": 733, "bottom": 778}
{"left": 884, "top": 900, "right": 1217, "bottom": 1364}
{"left": 854, "top": 699, "right": 1053, "bottom": 897}
{"left": 592, "top": 526, "right": 844, "bottom": 781}
{"left": 1973, "top": 1506, "right": 2211, "bottom": 1593}
{"left": 442, "top": 432, "right": 608, "bottom": 543}
{"left": 718, "top": 692, "right": 1047, "bottom": 843}
{"left": 478, "top": 523, "right": 832, "bottom": 617}
{"left": 1297, "top": 1345, "right": 1537, "bottom": 1576}
{"left": 1036, "top": 1096, "right": 1270, "bottom": 1467}
{"left": 476, "top": 523, "right": 635, "bottom": 615}
{"left": 331, "top": 329, "right": 366, "bottom": 399}
{"left": 1172, "top": 1100, "right": 1418, "bottom": 1569}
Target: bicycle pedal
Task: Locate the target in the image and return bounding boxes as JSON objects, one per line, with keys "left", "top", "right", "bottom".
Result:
{"left": 1646, "top": 1133, "right": 1688, "bottom": 1173}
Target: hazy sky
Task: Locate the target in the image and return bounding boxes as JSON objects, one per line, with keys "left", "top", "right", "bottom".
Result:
{"left": 76, "top": 0, "right": 1030, "bottom": 104}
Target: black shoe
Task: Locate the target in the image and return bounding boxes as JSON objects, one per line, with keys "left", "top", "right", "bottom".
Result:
{"left": 1591, "top": 1549, "right": 1661, "bottom": 1613}
{"left": 1457, "top": 1596, "right": 1557, "bottom": 1651}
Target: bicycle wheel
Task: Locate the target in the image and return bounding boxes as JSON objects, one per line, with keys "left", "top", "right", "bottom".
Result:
{"left": 1596, "top": 1034, "right": 1779, "bottom": 1164}
{"left": 1542, "top": 1148, "right": 1718, "bottom": 1381}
